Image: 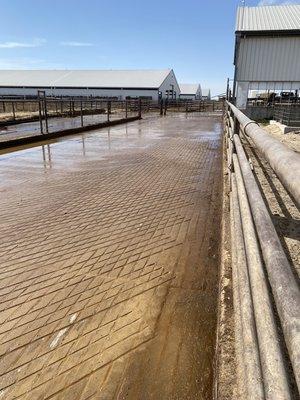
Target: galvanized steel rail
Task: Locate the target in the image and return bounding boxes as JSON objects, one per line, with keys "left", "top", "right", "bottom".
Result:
{"left": 225, "top": 101, "right": 300, "bottom": 398}
{"left": 227, "top": 102, "right": 300, "bottom": 208}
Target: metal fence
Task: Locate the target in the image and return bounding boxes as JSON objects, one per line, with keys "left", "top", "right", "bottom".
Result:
{"left": 273, "top": 104, "right": 300, "bottom": 127}
{"left": 0, "top": 97, "right": 223, "bottom": 125}
{"left": 0, "top": 96, "right": 141, "bottom": 136}
{"left": 140, "top": 99, "right": 224, "bottom": 115}
{"left": 0, "top": 96, "right": 224, "bottom": 145}
{"left": 224, "top": 101, "right": 300, "bottom": 399}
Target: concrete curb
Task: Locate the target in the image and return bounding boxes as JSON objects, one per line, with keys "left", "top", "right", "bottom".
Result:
{"left": 0, "top": 116, "right": 141, "bottom": 150}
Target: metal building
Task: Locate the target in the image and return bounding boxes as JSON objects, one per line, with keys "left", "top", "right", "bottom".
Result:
{"left": 201, "top": 89, "right": 211, "bottom": 101}
{"left": 233, "top": 5, "right": 300, "bottom": 108}
{"left": 179, "top": 83, "right": 202, "bottom": 100}
{"left": 0, "top": 69, "right": 180, "bottom": 100}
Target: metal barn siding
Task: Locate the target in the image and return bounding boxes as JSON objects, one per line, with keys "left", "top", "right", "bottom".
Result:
{"left": 159, "top": 70, "right": 180, "bottom": 99}
{"left": 236, "top": 36, "right": 300, "bottom": 82}
{"left": 236, "top": 5, "right": 300, "bottom": 32}
{"left": 0, "top": 69, "right": 180, "bottom": 100}
{"left": 179, "top": 84, "right": 202, "bottom": 100}
{"left": 234, "top": 5, "right": 300, "bottom": 107}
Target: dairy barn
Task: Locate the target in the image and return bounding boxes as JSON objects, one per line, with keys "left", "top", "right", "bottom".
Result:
{"left": 233, "top": 4, "right": 300, "bottom": 108}
{"left": 201, "top": 89, "right": 211, "bottom": 100}
{"left": 0, "top": 69, "right": 180, "bottom": 100}
{"left": 179, "top": 83, "right": 202, "bottom": 100}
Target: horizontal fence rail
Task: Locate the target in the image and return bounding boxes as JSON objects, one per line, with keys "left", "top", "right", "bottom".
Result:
{"left": 0, "top": 98, "right": 223, "bottom": 124}
{"left": 0, "top": 95, "right": 224, "bottom": 145}
{"left": 0, "top": 97, "right": 142, "bottom": 140}
{"left": 224, "top": 101, "right": 300, "bottom": 398}
{"left": 227, "top": 102, "right": 300, "bottom": 208}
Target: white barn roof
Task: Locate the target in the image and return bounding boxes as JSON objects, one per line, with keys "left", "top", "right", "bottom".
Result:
{"left": 201, "top": 89, "right": 210, "bottom": 97}
{"left": 179, "top": 83, "right": 200, "bottom": 95}
{"left": 236, "top": 5, "right": 300, "bottom": 32}
{"left": 0, "top": 69, "right": 172, "bottom": 88}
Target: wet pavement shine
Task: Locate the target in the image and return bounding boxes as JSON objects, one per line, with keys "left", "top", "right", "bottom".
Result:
{"left": 0, "top": 114, "right": 223, "bottom": 400}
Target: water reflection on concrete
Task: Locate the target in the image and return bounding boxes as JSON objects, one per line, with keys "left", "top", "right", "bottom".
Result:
{"left": 0, "top": 114, "right": 221, "bottom": 189}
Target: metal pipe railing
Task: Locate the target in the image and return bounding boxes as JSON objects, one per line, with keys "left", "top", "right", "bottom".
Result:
{"left": 233, "top": 133, "right": 300, "bottom": 390}
{"left": 233, "top": 152, "right": 291, "bottom": 398}
{"left": 227, "top": 101, "right": 300, "bottom": 208}
{"left": 230, "top": 175, "right": 264, "bottom": 399}
{"left": 224, "top": 103, "right": 300, "bottom": 396}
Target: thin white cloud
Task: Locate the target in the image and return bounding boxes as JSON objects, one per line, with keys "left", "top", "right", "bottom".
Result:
{"left": 0, "top": 58, "right": 64, "bottom": 69}
{"left": 258, "top": 0, "right": 300, "bottom": 5}
{"left": 0, "top": 38, "right": 46, "bottom": 49}
{"left": 60, "top": 41, "right": 94, "bottom": 47}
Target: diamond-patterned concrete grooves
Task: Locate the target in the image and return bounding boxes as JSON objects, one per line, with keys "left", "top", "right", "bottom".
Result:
{"left": 0, "top": 114, "right": 222, "bottom": 399}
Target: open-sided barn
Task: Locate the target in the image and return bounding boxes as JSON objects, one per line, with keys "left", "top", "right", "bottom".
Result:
{"left": 233, "top": 4, "right": 300, "bottom": 108}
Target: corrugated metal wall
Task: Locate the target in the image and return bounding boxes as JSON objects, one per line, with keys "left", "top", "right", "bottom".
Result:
{"left": 0, "top": 87, "right": 158, "bottom": 99}
{"left": 236, "top": 36, "right": 300, "bottom": 82}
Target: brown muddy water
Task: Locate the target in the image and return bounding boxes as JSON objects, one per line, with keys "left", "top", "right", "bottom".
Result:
{"left": 0, "top": 114, "right": 223, "bottom": 400}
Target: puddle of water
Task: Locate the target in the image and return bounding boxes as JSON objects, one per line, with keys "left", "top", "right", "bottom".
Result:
{"left": 0, "top": 115, "right": 221, "bottom": 189}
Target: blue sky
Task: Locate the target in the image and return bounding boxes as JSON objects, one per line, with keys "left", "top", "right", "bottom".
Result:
{"left": 0, "top": 0, "right": 299, "bottom": 95}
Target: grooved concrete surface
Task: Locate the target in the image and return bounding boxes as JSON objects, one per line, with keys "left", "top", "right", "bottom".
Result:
{"left": 0, "top": 114, "right": 222, "bottom": 400}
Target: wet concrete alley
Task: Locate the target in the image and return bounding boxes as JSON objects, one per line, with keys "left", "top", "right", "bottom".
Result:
{"left": 0, "top": 114, "right": 223, "bottom": 400}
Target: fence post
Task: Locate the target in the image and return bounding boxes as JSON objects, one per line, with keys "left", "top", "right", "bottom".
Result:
{"left": 107, "top": 101, "right": 110, "bottom": 122}
{"left": 138, "top": 98, "right": 142, "bottom": 118}
{"left": 164, "top": 99, "right": 167, "bottom": 116}
{"left": 38, "top": 96, "right": 43, "bottom": 134}
{"left": 43, "top": 93, "right": 49, "bottom": 134}
{"left": 160, "top": 99, "right": 163, "bottom": 116}
{"left": 125, "top": 100, "right": 128, "bottom": 119}
{"left": 234, "top": 115, "right": 240, "bottom": 136}
{"left": 80, "top": 100, "right": 84, "bottom": 127}
{"left": 11, "top": 101, "right": 16, "bottom": 120}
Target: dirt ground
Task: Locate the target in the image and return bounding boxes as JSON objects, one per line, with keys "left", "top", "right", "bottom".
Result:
{"left": 0, "top": 114, "right": 223, "bottom": 400}
{"left": 262, "top": 123, "right": 300, "bottom": 152}
{"left": 252, "top": 125, "right": 300, "bottom": 276}
{"left": 215, "top": 123, "right": 300, "bottom": 400}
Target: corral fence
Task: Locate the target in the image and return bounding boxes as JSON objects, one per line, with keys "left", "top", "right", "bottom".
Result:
{"left": 0, "top": 96, "right": 223, "bottom": 125}
{"left": 0, "top": 96, "right": 224, "bottom": 143}
{"left": 139, "top": 99, "right": 223, "bottom": 115}
{"left": 0, "top": 95, "right": 141, "bottom": 131}
{"left": 224, "top": 101, "right": 300, "bottom": 398}
{"left": 273, "top": 104, "right": 300, "bottom": 127}
{"left": 245, "top": 101, "right": 300, "bottom": 126}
